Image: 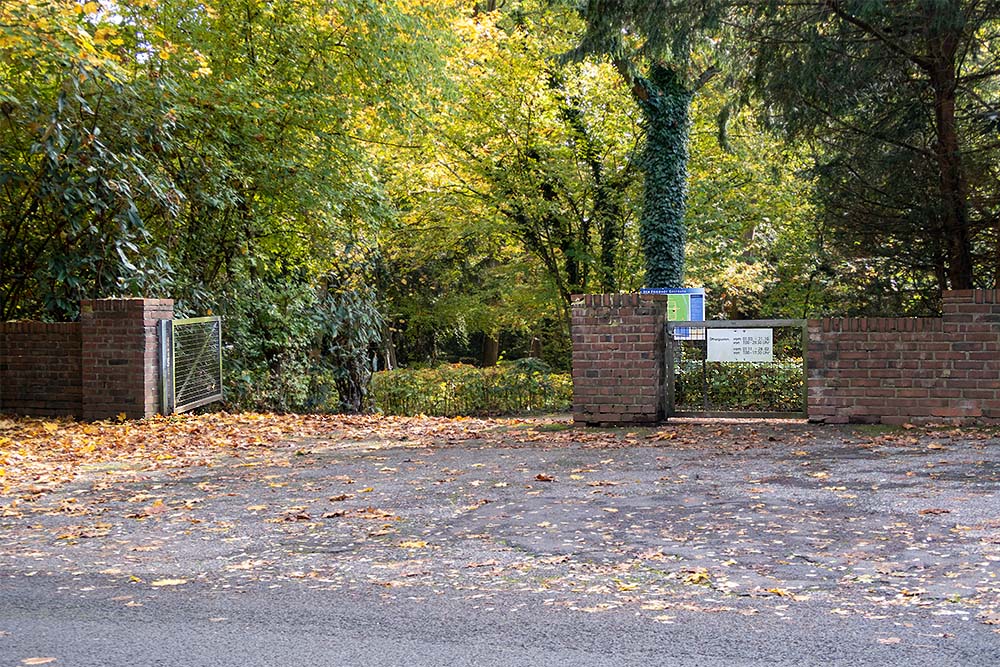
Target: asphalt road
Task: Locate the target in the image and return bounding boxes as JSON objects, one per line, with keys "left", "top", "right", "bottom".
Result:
{"left": 2, "top": 418, "right": 999, "bottom": 666}
{"left": 3, "top": 574, "right": 995, "bottom": 667}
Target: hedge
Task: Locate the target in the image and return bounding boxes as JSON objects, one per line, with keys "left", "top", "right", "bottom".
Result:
{"left": 674, "top": 360, "right": 804, "bottom": 412}
{"left": 372, "top": 358, "right": 573, "bottom": 417}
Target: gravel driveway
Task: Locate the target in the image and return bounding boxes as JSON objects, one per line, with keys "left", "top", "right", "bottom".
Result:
{"left": 2, "top": 416, "right": 998, "bottom": 665}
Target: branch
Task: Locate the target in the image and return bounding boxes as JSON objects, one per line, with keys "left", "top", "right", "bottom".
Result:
{"left": 797, "top": 95, "right": 935, "bottom": 158}
{"left": 693, "top": 64, "right": 720, "bottom": 92}
{"left": 823, "top": 0, "right": 933, "bottom": 72}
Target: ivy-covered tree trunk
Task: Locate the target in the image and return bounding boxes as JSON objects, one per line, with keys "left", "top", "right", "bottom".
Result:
{"left": 636, "top": 63, "right": 692, "bottom": 288}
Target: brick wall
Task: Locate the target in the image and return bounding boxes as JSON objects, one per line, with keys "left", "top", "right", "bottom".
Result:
{"left": 572, "top": 289, "right": 1000, "bottom": 427}
{"left": 808, "top": 289, "right": 1000, "bottom": 424}
{"left": 0, "top": 298, "right": 173, "bottom": 420}
{"left": 571, "top": 293, "right": 667, "bottom": 425}
{"left": 0, "top": 322, "right": 83, "bottom": 417}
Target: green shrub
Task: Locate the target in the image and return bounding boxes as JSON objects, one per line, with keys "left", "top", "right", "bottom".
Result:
{"left": 215, "top": 279, "right": 380, "bottom": 414}
{"left": 372, "top": 358, "right": 573, "bottom": 417}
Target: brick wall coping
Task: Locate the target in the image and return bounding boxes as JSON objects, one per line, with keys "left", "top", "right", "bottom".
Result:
{"left": 810, "top": 317, "right": 942, "bottom": 333}
{"left": 0, "top": 321, "right": 80, "bottom": 333}
{"left": 571, "top": 293, "right": 668, "bottom": 308}
{"left": 942, "top": 289, "right": 1000, "bottom": 303}
{"left": 81, "top": 298, "right": 174, "bottom": 312}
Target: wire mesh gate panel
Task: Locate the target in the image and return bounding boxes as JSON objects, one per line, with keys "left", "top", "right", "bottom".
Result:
{"left": 666, "top": 319, "right": 807, "bottom": 418}
{"left": 158, "top": 316, "right": 223, "bottom": 414}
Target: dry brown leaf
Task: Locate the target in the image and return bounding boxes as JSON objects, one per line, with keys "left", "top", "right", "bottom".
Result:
{"left": 539, "top": 555, "right": 570, "bottom": 564}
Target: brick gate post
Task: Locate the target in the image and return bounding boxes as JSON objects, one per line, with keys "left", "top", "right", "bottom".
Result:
{"left": 80, "top": 298, "right": 174, "bottom": 420}
{"left": 571, "top": 293, "right": 668, "bottom": 426}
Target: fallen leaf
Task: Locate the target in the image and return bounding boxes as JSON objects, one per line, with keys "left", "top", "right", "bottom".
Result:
{"left": 150, "top": 578, "right": 187, "bottom": 587}
{"left": 22, "top": 659, "right": 57, "bottom": 665}
{"left": 683, "top": 569, "right": 711, "bottom": 585}
{"left": 535, "top": 474, "right": 555, "bottom": 482}
{"left": 225, "top": 559, "right": 261, "bottom": 571}
{"left": 399, "top": 540, "right": 428, "bottom": 549}
{"left": 980, "top": 612, "right": 1000, "bottom": 626}
{"left": 539, "top": 555, "right": 569, "bottom": 564}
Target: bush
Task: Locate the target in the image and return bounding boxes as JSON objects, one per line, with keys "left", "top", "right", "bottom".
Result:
{"left": 674, "top": 360, "right": 804, "bottom": 412}
{"left": 215, "top": 279, "right": 381, "bottom": 414}
{"left": 372, "top": 358, "right": 573, "bottom": 417}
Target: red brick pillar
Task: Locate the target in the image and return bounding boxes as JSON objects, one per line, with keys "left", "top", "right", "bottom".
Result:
{"left": 80, "top": 298, "right": 174, "bottom": 420}
{"left": 571, "top": 293, "right": 667, "bottom": 426}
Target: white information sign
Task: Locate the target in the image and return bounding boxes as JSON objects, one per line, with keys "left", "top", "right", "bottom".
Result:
{"left": 707, "top": 328, "right": 773, "bottom": 363}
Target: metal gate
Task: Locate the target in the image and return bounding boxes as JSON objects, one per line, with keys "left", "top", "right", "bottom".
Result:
{"left": 158, "top": 316, "right": 223, "bottom": 414}
{"left": 666, "top": 319, "right": 807, "bottom": 418}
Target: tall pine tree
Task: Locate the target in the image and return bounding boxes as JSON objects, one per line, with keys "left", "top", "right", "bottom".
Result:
{"left": 741, "top": 1, "right": 1000, "bottom": 293}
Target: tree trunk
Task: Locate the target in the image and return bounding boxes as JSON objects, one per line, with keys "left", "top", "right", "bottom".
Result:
{"left": 381, "top": 322, "right": 397, "bottom": 371}
{"left": 927, "top": 21, "right": 974, "bottom": 290}
{"left": 336, "top": 361, "right": 371, "bottom": 414}
{"left": 482, "top": 335, "right": 499, "bottom": 367}
{"left": 529, "top": 336, "right": 542, "bottom": 359}
{"left": 994, "top": 218, "right": 1000, "bottom": 289}
{"left": 595, "top": 179, "right": 623, "bottom": 292}
{"left": 636, "top": 63, "right": 691, "bottom": 288}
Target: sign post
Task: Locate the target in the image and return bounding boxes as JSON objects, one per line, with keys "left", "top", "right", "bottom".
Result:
{"left": 707, "top": 328, "right": 774, "bottom": 363}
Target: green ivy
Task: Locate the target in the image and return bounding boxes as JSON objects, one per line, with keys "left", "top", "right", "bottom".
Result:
{"left": 638, "top": 63, "right": 691, "bottom": 289}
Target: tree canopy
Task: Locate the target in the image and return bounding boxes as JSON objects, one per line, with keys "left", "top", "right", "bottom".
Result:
{"left": 4, "top": 0, "right": 1000, "bottom": 408}
{"left": 741, "top": 0, "right": 1000, "bottom": 299}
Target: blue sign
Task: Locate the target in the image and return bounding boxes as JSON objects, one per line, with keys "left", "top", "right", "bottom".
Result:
{"left": 640, "top": 287, "right": 705, "bottom": 339}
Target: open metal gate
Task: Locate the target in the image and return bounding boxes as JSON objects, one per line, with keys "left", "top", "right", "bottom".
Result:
{"left": 158, "top": 316, "right": 223, "bottom": 414}
{"left": 666, "top": 319, "right": 807, "bottom": 418}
